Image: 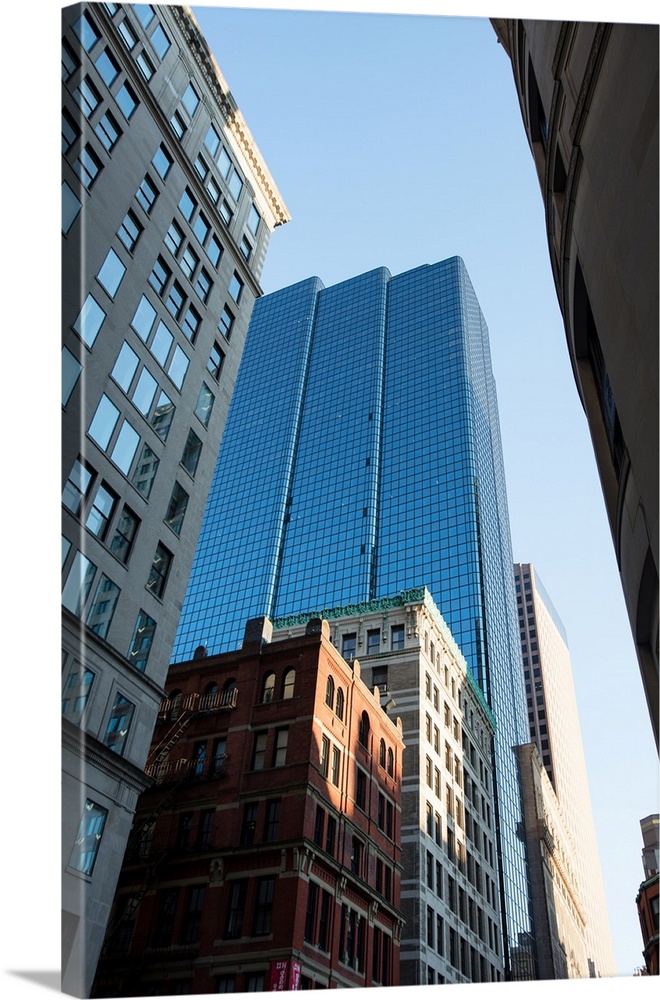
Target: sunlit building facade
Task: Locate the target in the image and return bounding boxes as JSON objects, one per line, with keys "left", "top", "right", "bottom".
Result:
{"left": 93, "top": 617, "right": 404, "bottom": 996}
{"left": 274, "top": 588, "right": 505, "bottom": 985}
{"left": 174, "top": 258, "right": 537, "bottom": 978}
{"left": 514, "top": 563, "right": 616, "bottom": 977}
{"left": 636, "top": 813, "right": 659, "bottom": 975}
{"left": 61, "top": 4, "right": 288, "bottom": 994}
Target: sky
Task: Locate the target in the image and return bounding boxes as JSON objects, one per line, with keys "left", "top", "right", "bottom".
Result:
{"left": 2, "top": 2, "right": 657, "bottom": 999}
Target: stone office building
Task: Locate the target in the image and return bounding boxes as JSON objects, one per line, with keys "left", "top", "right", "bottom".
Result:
{"left": 61, "top": 4, "right": 288, "bottom": 994}
{"left": 274, "top": 587, "right": 505, "bottom": 986}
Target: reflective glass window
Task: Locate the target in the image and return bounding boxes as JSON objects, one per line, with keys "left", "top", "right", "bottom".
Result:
{"left": 97, "top": 249, "right": 126, "bottom": 298}
{"left": 73, "top": 294, "right": 106, "bottom": 348}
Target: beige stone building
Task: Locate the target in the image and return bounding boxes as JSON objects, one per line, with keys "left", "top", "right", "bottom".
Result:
{"left": 515, "top": 563, "right": 616, "bottom": 977}
{"left": 274, "top": 587, "right": 505, "bottom": 985}
{"left": 492, "top": 19, "right": 658, "bottom": 746}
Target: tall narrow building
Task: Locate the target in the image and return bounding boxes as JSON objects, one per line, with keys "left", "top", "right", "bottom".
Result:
{"left": 61, "top": 4, "right": 288, "bottom": 994}
{"left": 491, "top": 19, "right": 658, "bottom": 746}
{"left": 514, "top": 563, "right": 616, "bottom": 976}
{"left": 173, "top": 258, "right": 537, "bottom": 978}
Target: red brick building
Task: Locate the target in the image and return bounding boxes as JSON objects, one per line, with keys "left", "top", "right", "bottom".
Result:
{"left": 93, "top": 618, "right": 405, "bottom": 996}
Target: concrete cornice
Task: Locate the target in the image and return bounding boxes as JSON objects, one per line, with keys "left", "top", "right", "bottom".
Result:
{"left": 175, "top": 5, "right": 291, "bottom": 228}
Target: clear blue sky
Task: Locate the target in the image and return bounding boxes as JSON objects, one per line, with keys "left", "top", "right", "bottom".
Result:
{"left": 188, "top": 0, "right": 658, "bottom": 980}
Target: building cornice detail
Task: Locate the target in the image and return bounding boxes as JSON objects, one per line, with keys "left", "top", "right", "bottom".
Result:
{"left": 175, "top": 6, "right": 291, "bottom": 227}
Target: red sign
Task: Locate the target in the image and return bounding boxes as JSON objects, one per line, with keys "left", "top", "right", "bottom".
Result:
{"left": 288, "top": 961, "right": 301, "bottom": 991}
{"left": 268, "top": 960, "right": 302, "bottom": 991}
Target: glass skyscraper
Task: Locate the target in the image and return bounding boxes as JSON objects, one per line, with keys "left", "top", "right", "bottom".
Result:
{"left": 174, "top": 256, "right": 536, "bottom": 978}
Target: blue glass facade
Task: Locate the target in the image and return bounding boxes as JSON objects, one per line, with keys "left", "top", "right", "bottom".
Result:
{"left": 174, "top": 257, "right": 536, "bottom": 977}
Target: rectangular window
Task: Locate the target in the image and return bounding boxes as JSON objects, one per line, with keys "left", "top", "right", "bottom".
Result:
{"left": 366, "top": 629, "right": 380, "bottom": 654}
{"left": 247, "top": 204, "right": 261, "bottom": 235}
{"left": 62, "top": 181, "right": 81, "bottom": 234}
{"left": 228, "top": 272, "right": 243, "bottom": 303}
{"left": 62, "top": 458, "right": 94, "bottom": 515}
{"left": 62, "top": 108, "right": 80, "bottom": 153}
{"left": 75, "top": 76, "right": 100, "bottom": 117}
{"left": 88, "top": 392, "right": 120, "bottom": 451}
{"left": 62, "top": 664, "right": 95, "bottom": 722}
{"left": 95, "top": 47, "right": 120, "bottom": 86}
{"left": 73, "top": 144, "right": 102, "bottom": 190}
{"left": 182, "top": 303, "right": 201, "bottom": 343}
{"left": 149, "top": 255, "right": 171, "bottom": 295}
{"left": 341, "top": 633, "right": 356, "bottom": 661}
{"left": 240, "top": 802, "right": 257, "bottom": 845}
{"left": 152, "top": 143, "right": 173, "bottom": 179}
{"left": 97, "top": 249, "right": 126, "bottom": 298}
{"left": 62, "top": 551, "right": 97, "bottom": 616}
{"left": 391, "top": 624, "right": 404, "bottom": 649}
{"left": 69, "top": 800, "right": 108, "bottom": 875}
{"left": 147, "top": 543, "right": 171, "bottom": 598}
{"left": 181, "top": 244, "right": 199, "bottom": 279}
{"left": 320, "top": 734, "right": 329, "bottom": 777}
{"left": 127, "top": 609, "right": 156, "bottom": 672}
{"left": 325, "top": 815, "right": 336, "bottom": 856}
{"left": 225, "top": 880, "right": 247, "bottom": 939}
{"left": 116, "top": 81, "right": 138, "bottom": 120}
{"left": 314, "top": 805, "right": 324, "bottom": 846}
{"left": 355, "top": 767, "right": 366, "bottom": 810}
{"left": 117, "top": 16, "right": 138, "bottom": 49}
{"left": 194, "top": 382, "right": 215, "bottom": 427}
{"left": 331, "top": 745, "right": 340, "bottom": 786}
{"left": 252, "top": 731, "right": 267, "bottom": 770}
{"left": 181, "top": 429, "right": 202, "bottom": 478}
{"left": 118, "top": 209, "right": 142, "bottom": 252}
{"left": 85, "top": 483, "right": 117, "bottom": 541}
{"left": 179, "top": 187, "right": 197, "bottom": 221}
{"left": 165, "top": 219, "right": 184, "bottom": 256}
{"left": 164, "top": 482, "right": 189, "bottom": 536}
{"left": 273, "top": 728, "right": 288, "bottom": 767}
{"left": 207, "top": 341, "right": 225, "bottom": 380}
{"left": 218, "top": 304, "right": 234, "bottom": 340}
{"left": 110, "top": 506, "right": 139, "bottom": 563}
{"left": 264, "top": 800, "right": 281, "bottom": 842}
{"left": 252, "top": 876, "right": 275, "bottom": 935}
{"left": 304, "top": 880, "right": 318, "bottom": 942}
{"left": 103, "top": 692, "right": 135, "bottom": 755}
{"left": 136, "top": 174, "right": 158, "bottom": 214}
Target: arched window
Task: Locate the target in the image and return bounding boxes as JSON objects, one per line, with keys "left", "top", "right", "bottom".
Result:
{"left": 261, "top": 671, "right": 276, "bottom": 703}
{"left": 387, "top": 747, "right": 394, "bottom": 777}
{"left": 325, "top": 675, "right": 335, "bottom": 709}
{"left": 379, "top": 739, "right": 386, "bottom": 768}
{"left": 335, "top": 686, "right": 344, "bottom": 721}
{"left": 204, "top": 681, "right": 218, "bottom": 695}
{"left": 358, "top": 711, "right": 370, "bottom": 748}
{"left": 282, "top": 668, "right": 296, "bottom": 700}
{"left": 222, "top": 677, "right": 237, "bottom": 707}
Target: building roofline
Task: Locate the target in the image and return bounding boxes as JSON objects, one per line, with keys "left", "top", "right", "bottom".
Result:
{"left": 177, "top": 5, "right": 291, "bottom": 227}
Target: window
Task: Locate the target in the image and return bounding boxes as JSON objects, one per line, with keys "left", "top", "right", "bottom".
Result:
{"left": 127, "top": 609, "right": 156, "bottom": 672}
{"left": 195, "top": 267, "right": 212, "bottom": 304}
{"left": 355, "top": 767, "right": 366, "bottom": 810}
{"left": 181, "top": 429, "right": 202, "bottom": 478}
{"left": 62, "top": 181, "right": 81, "bottom": 234}
{"left": 366, "top": 629, "right": 380, "bottom": 654}
{"left": 73, "top": 12, "right": 100, "bottom": 52}
{"left": 118, "top": 210, "right": 142, "bottom": 252}
{"left": 62, "top": 459, "right": 94, "bottom": 515}
{"left": 182, "top": 82, "right": 200, "bottom": 117}
{"left": 240, "top": 235, "right": 252, "bottom": 261}
{"left": 207, "top": 235, "right": 223, "bottom": 268}
{"left": 62, "top": 108, "right": 80, "bottom": 153}
{"left": 147, "top": 542, "right": 171, "bottom": 599}
{"left": 69, "top": 800, "right": 107, "bottom": 875}
{"left": 62, "top": 664, "right": 95, "bottom": 721}
{"left": 97, "top": 249, "right": 126, "bottom": 298}
{"left": 110, "top": 506, "right": 139, "bottom": 563}
{"left": 95, "top": 47, "right": 120, "bottom": 86}
{"left": 136, "top": 174, "right": 158, "bottom": 214}
{"left": 325, "top": 674, "right": 335, "bottom": 708}
{"left": 252, "top": 731, "right": 267, "bottom": 770}
{"left": 152, "top": 143, "right": 173, "bottom": 179}
{"left": 314, "top": 805, "right": 325, "bottom": 846}
{"left": 62, "top": 39, "right": 79, "bottom": 81}
{"left": 273, "top": 728, "right": 288, "bottom": 767}
{"left": 132, "top": 368, "right": 158, "bottom": 416}
{"left": 193, "top": 212, "right": 210, "bottom": 245}
{"left": 117, "top": 16, "right": 138, "bottom": 49}
{"left": 170, "top": 110, "right": 186, "bottom": 140}
{"left": 149, "top": 255, "right": 171, "bottom": 295}
{"left": 218, "top": 304, "right": 235, "bottom": 340}
{"left": 253, "top": 876, "right": 275, "bottom": 935}
{"left": 350, "top": 837, "right": 364, "bottom": 877}
{"left": 320, "top": 734, "right": 329, "bottom": 777}
{"left": 219, "top": 198, "right": 233, "bottom": 226}
{"left": 180, "top": 244, "right": 199, "bottom": 280}
{"left": 179, "top": 187, "right": 197, "bottom": 221}
{"left": 391, "top": 624, "right": 404, "bottom": 650}
{"left": 282, "top": 668, "right": 295, "bottom": 699}
{"left": 225, "top": 880, "right": 247, "bottom": 939}
{"left": 240, "top": 803, "right": 257, "bottom": 845}
{"left": 247, "top": 204, "right": 261, "bottom": 235}
{"left": 182, "top": 886, "right": 205, "bottom": 944}
{"left": 86, "top": 483, "right": 117, "bottom": 539}
{"left": 182, "top": 304, "right": 201, "bottom": 343}
{"left": 164, "top": 482, "right": 189, "bottom": 536}
{"left": 194, "top": 152, "right": 209, "bottom": 181}
{"left": 229, "top": 170, "right": 243, "bottom": 200}
{"left": 204, "top": 123, "right": 221, "bottom": 158}
{"left": 261, "top": 671, "right": 276, "bottom": 704}
{"left": 264, "top": 800, "right": 280, "bottom": 842}
{"left": 358, "top": 711, "right": 370, "bottom": 748}
{"left": 136, "top": 49, "right": 155, "bottom": 80}
{"left": 194, "top": 382, "right": 215, "bottom": 426}
{"left": 228, "top": 272, "right": 243, "bottom": 303}
{"left": 111, "top": 341, "right": 139, "bottom": 391}
{"left": 341, "top": 633, "right": 356, "bottom": 661}
{"left": 331, "top": 745, "right": 340, "bottom": 786}
{"left": 73, "top": 145, "right": 102, "bottom": 189}
{"left": 62, "top": 347, "right": 82, "bottom": 406}
{"left": 75, "top": 76, "right": 100, "bottom": 118}
{"left": 335, "top": 686, "right": 344, "bottom": 720}
{"left": 116, "top": 81, "right": 138, "bottom": 120}
{"left": 166, "top": 280, "right": 185, "bottom": 320}
{"left": 167, "top": 345, "right": 189, "bottom": 390}
{"left": 88, "top": 394, "right": 120, "bottom": 450}
{"left": 387, "top": 746, "right": 394, "bottom": 777}
{"left": 104, "top": 692, "right": 135, "bottom": 755}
